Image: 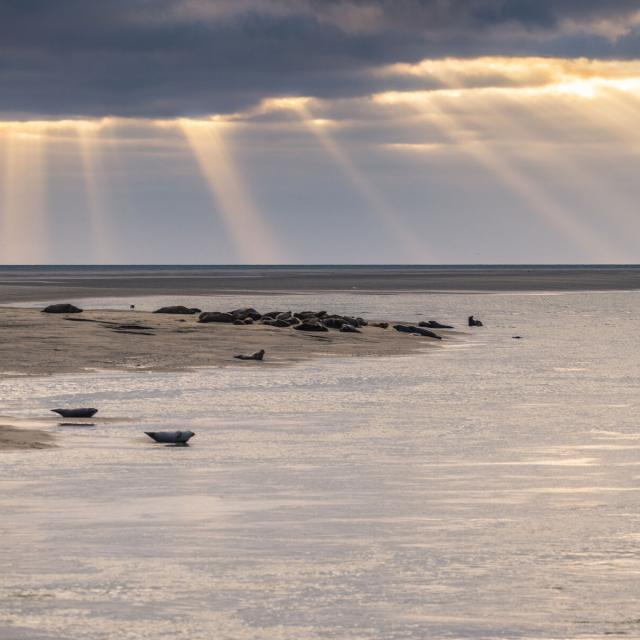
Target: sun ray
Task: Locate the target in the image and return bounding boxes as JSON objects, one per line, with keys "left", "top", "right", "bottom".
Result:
{"left": 431, "top": 95, "right": 617, "bottom": 261}
{"left": 178, "top": 118, "right": 282, "bottom": 263}
{"left": 374, "top": 89, "right": 618, "bottom": 261}
{"left": 76, "top": 120, "right": 112, "bottom": 263}
{"left": 588, "top": 86, "right": 640, "bottom": 144}
{"left": 0, "top": 124, "right": 49, "bottom": 263}
{"left": 481, "top": 92, "right": 640, "bottom": 251}
{"left": 276, "top": 100, "right": 430, "bottom": 262}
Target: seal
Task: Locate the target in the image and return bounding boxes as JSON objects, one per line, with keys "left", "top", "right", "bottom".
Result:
{"left": 51, "top": 408, "right": 98, "bottom": 418}
{"left": 234, "top": 349, "right": 265, "bottom": 361}
{"left": 145, "top": 431, "right": 195, "bottom": 444}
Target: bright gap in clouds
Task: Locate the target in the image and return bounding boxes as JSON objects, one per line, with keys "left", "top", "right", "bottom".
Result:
{"left": 76, "top": 121, "right": 112, "bottom": 264}
{"left": 1, "top": 123, "right": 48, "bottom": 263}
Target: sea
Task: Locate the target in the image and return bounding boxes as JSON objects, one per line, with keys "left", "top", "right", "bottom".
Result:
{"left": 1, "top": 286, "right": 640, "bottom": 639}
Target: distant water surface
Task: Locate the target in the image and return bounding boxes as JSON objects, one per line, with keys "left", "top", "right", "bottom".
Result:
{"left": 3, "top": 265, "right": 640, "bottom": 301}
{"left": 1, "top": 290, "right": 640, "bottom": 639}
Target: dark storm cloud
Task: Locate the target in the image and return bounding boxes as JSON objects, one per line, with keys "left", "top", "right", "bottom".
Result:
{"left": 303, "top": 0, "right": 637, "bottom": 31}
{"left": 1, "top": 0, "right": 640, "bottom": 118}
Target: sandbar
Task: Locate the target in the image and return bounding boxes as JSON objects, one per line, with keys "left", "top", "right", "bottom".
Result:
{"left": 0, "top": 307, "right": 449, "bottom": 378}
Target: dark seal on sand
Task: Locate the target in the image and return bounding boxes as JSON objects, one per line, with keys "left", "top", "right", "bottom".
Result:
{"left": 154, "top": 306, "right": 201, "bottom": 315}
{"left": 234, "top": 349, "right": 265, "bottom": 361}
{"left": 294, "top": 322, "right": 329, "bottom": 332}
{"left": 230, "top": 308, "right": 262, "bottom": 321}
{"left": 42, "top": 304, "right": 82, "bottom": 314}
{"left": 393, "top": 325, "right": 442, "bottom": 340}
{"left": 198, "top": 312, "right": 235, "bottom": 323}
{"left": 420, "top": 320, "right": 453, "bottom": 329}
{"left": 145, "top": 430, "right": 195, "bottom": 444}
{"left": 340, "top": 324, "right": 361, "bottom": 333}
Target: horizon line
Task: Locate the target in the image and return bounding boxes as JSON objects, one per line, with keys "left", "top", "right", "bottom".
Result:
{"left": 1, "top": 263, "right": 640, "bottom": 269}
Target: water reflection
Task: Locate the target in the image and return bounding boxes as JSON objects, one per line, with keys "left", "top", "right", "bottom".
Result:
{"left": 58, "top": 422, "right": 96, "bottom": 427}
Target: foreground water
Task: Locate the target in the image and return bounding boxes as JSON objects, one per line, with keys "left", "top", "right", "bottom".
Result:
{"left": 2, "top": 291, "right": 640, "bottom": 639}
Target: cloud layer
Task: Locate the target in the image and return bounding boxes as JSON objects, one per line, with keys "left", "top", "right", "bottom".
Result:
{"left": 2, "top": 0, "right": 640, "bottom": 118}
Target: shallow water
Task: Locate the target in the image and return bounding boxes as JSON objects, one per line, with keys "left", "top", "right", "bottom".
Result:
{"left": 2, "top": 291, "right": 640, "bottom": 639}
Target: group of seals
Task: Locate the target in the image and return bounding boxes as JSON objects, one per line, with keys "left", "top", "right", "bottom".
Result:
{"left": 152, "top": 305, "right": 466, "bottom": 341}
{"left": 196, "top": 308, "right": 373, "bottom": 332}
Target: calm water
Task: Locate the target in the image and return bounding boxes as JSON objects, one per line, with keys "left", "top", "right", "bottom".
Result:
{"left": 2, "top": 291, "right": 640, "bottom": 639}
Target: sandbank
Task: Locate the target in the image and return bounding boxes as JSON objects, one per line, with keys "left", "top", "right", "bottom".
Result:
{"left": 0, "top": 307, "right": 451, "bottom": 378}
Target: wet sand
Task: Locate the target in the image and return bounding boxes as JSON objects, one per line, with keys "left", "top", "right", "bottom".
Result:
{"left": 0, "top": 307, "right": 448, "bottom": 378}
{"left": 1, "top": 266, "right": 640, "bottom": 303}
{"left": 0, "top": 424, "right": 55, "bottom": 450}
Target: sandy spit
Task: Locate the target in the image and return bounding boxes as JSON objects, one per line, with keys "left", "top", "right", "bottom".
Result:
{"left": 0, "top": 308, "right": 451, "bottom": 378}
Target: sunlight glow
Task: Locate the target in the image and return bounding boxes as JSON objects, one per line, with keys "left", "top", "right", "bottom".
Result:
{"left": 2, "top": 57, "right": 639, "bottom": 264}
{"left": 1, "top": 124, "right": 49, "bottom": 263}
{"left": 0, "top": 119, "right": 116, "bottom": 263}
{"left": 373, "top": 91, "right": 618, "bottom": 260}
{"left": 267, "top": 99, "right": 431, "bottom": 261}
{"left": 419, "top": 64, "right": 638, "bottom": 258}
{"left": 463, "top": 90, "right": 640, "bottom": 248}
{"left": 380, "top": 57, "right": 640, "bottom": 92}
{"left": 259, "top": 96, "right": 314, "bottom": 113}
{"left": 76, "top": 121, "right": 112, "bottom": 262}
{"left": 178, "top": 118, "right": 282, "bottom": 263}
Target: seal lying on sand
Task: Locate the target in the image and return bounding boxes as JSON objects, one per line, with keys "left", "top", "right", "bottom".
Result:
{"left": 145, "top": 431, "right": 195, "bottom": 444}
{"left": 420, "top": 320, "right": 454, "bottom": 329}
{"left": 393, "top": 325, "right": 442, "bottom": 340}
{"left": 42, "top": 304, "right": 83, "bottom": 314}
{"left": 51, "top": 408, "right": 98, "bottom": 418}
{"left": 234, "top": 349, "right": 265, "bottom": 361}
{"left": 154, "top": 306, "right": 201, "bottom": 315}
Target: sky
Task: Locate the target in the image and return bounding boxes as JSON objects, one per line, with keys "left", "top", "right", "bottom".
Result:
{"left": 1, "top": 0, "right": 640, "bottom": 264}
